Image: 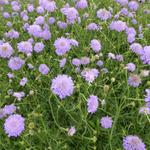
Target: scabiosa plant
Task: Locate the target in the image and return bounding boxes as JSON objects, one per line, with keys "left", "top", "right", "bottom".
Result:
{"left": 145, "top": 89, "right": 150, "bottom": 103}
{"left": 109, "top": 20, "right": 127, "bottom": 32}
{"left": 51, "top": 75, "right": 74, "bottom": 99}
{"left": 116, "top": 0, "right": 128, "bottom": 6}
{"left": 86, "top": 23, "right": 99, "bottom": 31}
{"left": 87, "top": 95, "right": 99, "bottom": 114}
{"left": 123, "top": 135, "right": 146, "bottom": 150}
{"left": 97, "top": 9, "right": 112, "bottom": 21}
{"left": 126, "top": 63, "right": 136, "bottom": 72}
{"left": 90, "top": 39, "right": 102, "bottom": 53}
{"left": 0, "top": 43, "right": 13, "bottom": 58}
{"left": 68, "top": 126, "right": 76, "bottom": 136}
{"left": 20, "top": 77, "right": 28, "bottom": 86}
{"left": 13, "top": 92, "right": 25, "bottom": 101}
{"left": 140, "top": 46, "right": 150, "bottom": 65}
{"left": 3, "top": 104, "right": 16, "bottom": 116}
{"left": 100, "top": 116, "right": 113, "bottom": 129}
{"left": 59, "top": 58, "right": 67, "bottom": 68}
{"left": 128, "top": 1, "right": 139, "bottom": 11}
{"left": 81, "top": 68, "right": 99, "bottom": 83}
{"left": 54, "top": 37, "right": 71, "bottom": 56}
{"left": 4, "top": 114, "right": 25, "bottom": 137}
{"left": 17, "top": 41, "right": 33, "bottom": 54}
{"left": 28, "top": 24, "right": 42, "bottom": 38}
{"left": 128, "top": 74, "right": 141, "bottom": 87}
{"left": 34, "top": 42, "right": 45, "bottom": 53}
{"left": 8, "top": 57, "right": 25, "bottom": 71}
{"left": 75, "top": 0, "right": 88, "bottom": 9}
{"left": 39, "top": 64, "right": 49, "bottom": 75}
{"left": 130, "top": 43, "right": 143, "bottom": 55}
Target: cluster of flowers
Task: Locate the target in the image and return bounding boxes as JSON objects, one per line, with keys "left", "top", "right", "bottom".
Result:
{"left": 0, "top": 0, "right": 149, "bottom": 149}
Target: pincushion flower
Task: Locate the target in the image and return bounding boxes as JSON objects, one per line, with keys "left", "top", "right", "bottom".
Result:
{"left": 54, "top": 37, "right": 71, "bottom": 56}
{"left": 100, "top": 116, "right": 113, "bottom": 129}
{"left": 109, "top": 21, "right": 127, "bottom": 32}
{"left": 39, "top": 64, "right": 49, "bottom": 75}
{"left": 90, "top": 39, "right": 102, "bottom": 53}
{"left": 0, "top": 43, "right": 13, "bottom": 58}
{"left": 140, "top": 46, "right": 150, "bottom": 65}
{"left": 81, "top": 68, "right": 99, "bottom": 83}
{"left": 128, "top": 74, "right": 141, "bottom": 87}
{"left": 51, "top": 75, "right": 74, "bottom": 99}
{"left": 17, "top": 41, "right": 33, "bottom": 54}
{"left": 4, "top": 114, "right": 25, "bottom": 137}
{"left": 8, "top": 57, "right": 25, "bottom": 71}
{"left": 123, "top": 135, "right": 146, "bottom": 150}
{"left": 97, "top": 9, "right": 112, "bottom": 21}
{"left": 87, "top": 95, "right": 99, "bottom": 113}
{"left": 3, "top": 104, "right": 16, "bottom": 116}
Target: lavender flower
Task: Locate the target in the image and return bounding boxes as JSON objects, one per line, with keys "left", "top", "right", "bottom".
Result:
{"left": 4, "top": 114, "right": 25, "bottom": 137}
{"left": 123, "top": 135, "right": 146, "bottom": 150}
{"left": 145, "top": 89, "right": 150, "bottom": 103}
{"left": 59, "top": 58, "right": 67, "bottom": 68}
{"left": 13, "top": 92, "right": 25, "bottom": 101}
{"left": 116, "top": 0, "right": 128, "bottom": 6}
{"left": 100, "top": 116, "right": 113, "bottom": 129}
{"left": 51, "top": 75, "right": 74, "bottom": 99}
{"left": 87, "top": 95, "right": 99, "bottom": 113}
{"left": 128, "top": 1, "right": 139, "bottom": 11}
{"left": 87, "top": 23, "right": 99, "bottom": 31}
{"left": 28, "top": 24, "right": 42, "bottom": 38}
{"left": 72, "top": 58, "right": 81, "bottom": 66}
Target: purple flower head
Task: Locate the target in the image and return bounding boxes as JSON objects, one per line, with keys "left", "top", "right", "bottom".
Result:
{"left": 8, "top": 57, "right": 25, "bottom": 71}
{"left": 90, "top": 39, "right": 102, "bottom": 53}
{"left": 27, "top": 4, "right": 34, "bottom": 12}
{"left": 97, "top": 9, "right": 112, "bottom": 21}
{"left": 126, "top": 27, "right": 136, "bottom": 36}
{"left": 120, "top": 8, "right": 128, "bottom": 16}
{"left": 68, "top": 126, "right": 76, "bottom": 136}
{"left": 13, "top": 92, "right": 25, "bottom": 101}
{"left": 127, "top": 34, "right": 135, "bottom": 43}
{"left": 115, "top": 54, "right": 124, "bottom": 62}
{"left": 59, "top": 58, "right": 67, "bottom": 68}
{"left": 81, "top": 68, "right": 99, "bottom": 83}
{"left": 123, "top": 135, "right": 146, "bottom": 150}
{"left": 130, "top": 43, "right": 143, "bottom": 55}
{"left": 87, "top": 95, "right": 99, "bottom": 113}
{"left": 57, "top": 21, "right": 67, "bottom": 29}
{"left": 45, "top": 1, "right": 57, "bottom": 12}
{"left": 126, "top": 63, "right": 136, "bottom": 72}
{"left": 96, "top": 60, "right": 104, "bottom": 67}
{"left": 3, "top": 104, "right": 16, "bottom": 116}
{"left": 36, "top": 6, "right": 45, "bottom": 14}
{"left": 54, "top": 37, "right": 71, "bottom": 56}
{"left": 48, "top": 17, "right": 55, "bottom": 24}
{"left": 128, "top": 74, "right": 141, "bottom": 87}
{"left": 34, "top": 42, "right": 45, "bottom": 53}
{"left": 70, "top": 39, "right": 79, "bottom": 47}
{"left": 0, "top": 109, "right": 5, "bottom": 119}
{"left": 17, "top": 41, "right": 33, "bottom": 54}
{"left": 80, "top": 57, "right": 90, "bottom": 65}
{"left": 20, "top": 77, "right": 28, "bottom": 86}
{"left": 7, "top": 73, "right": 14, "bottom": 79}
{"left": 145, "top": 89, "right": 150, "bottom": 103}
{"left": 4, "top": 114, "right": 25, "bottom": 137}
{"left": 28, "top": 24, "right": 42, "bottom": 38}
{"left": 100, "top": 116, "right": 113, "bottom": 129}
{"left": 51, "top": 74, "right": 74, "bottom": 99}
{"left": 0, "top": 43, "right": 13, "bottom": 58}
{"left": 75, "top": 0, "right": 88, "bottom": 9}
{"left": 72, "top": 58, "right": 81, "bottom": 66}
{"left": 39, "top": 64, "right": 49, "bottom": 75}
{"left": 3, "top": 12, "right": 10, "bottom": 18}
{"left": 128, "top": 1, "right": 139, "bottom": 11}
{"left": 140, "top": 46, "right": 150, "bottom": 65}
{"left": 35, "top": 16, "right": 45, "bottom": 25}
{"left": 109, "top": 21, "right": 127, "bottom": 32}
{"left": 116, "top": 0, "right": 128, "bottom": 6}
{"left": 87, "top": 23, "right": 99, "bottom": 31}
{"left": 61, "top": 7, "right": 78, "bottom": 24}
{"left": 139, "top": 106, "right": 150, "bottom": 115}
